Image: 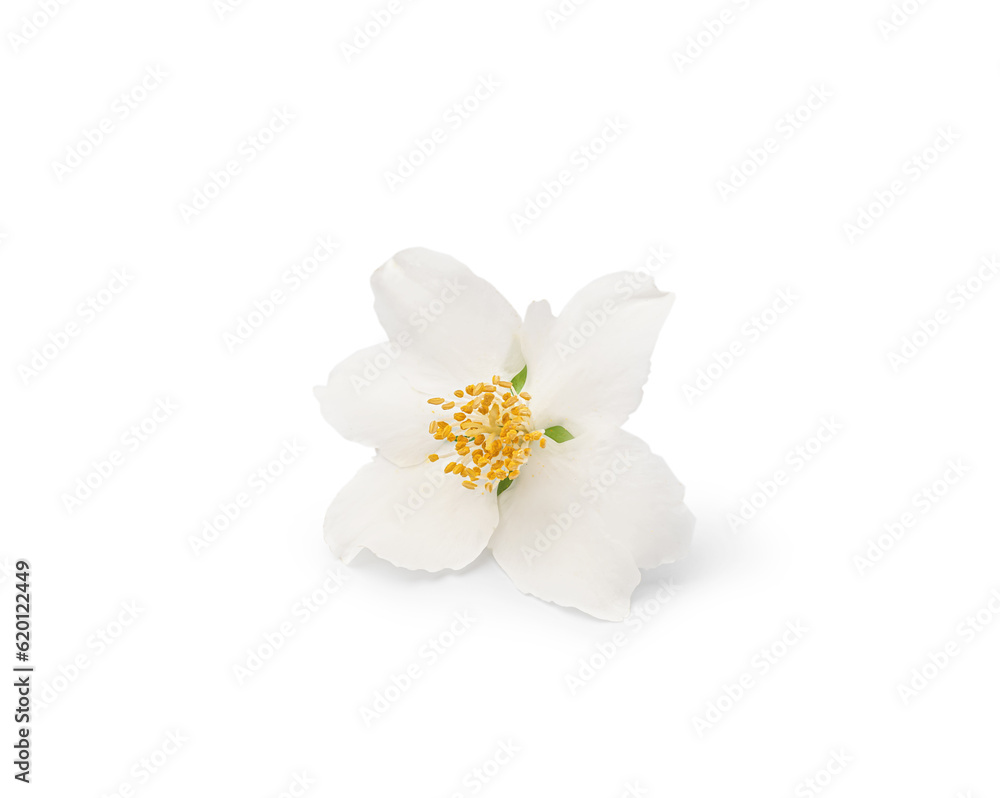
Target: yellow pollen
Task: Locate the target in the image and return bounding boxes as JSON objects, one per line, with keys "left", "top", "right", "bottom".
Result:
{"left": 425, "top": 374, "right": 539, "bottom": 492}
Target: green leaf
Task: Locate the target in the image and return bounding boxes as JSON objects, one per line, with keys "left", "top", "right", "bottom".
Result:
{"left": 510, "top": 366, "right": 527, "bottom": 394}
{"left": 495, "top": 478, "right": 512, "bottom": 497}
{"left": 544, "top": 425, "right": 574, "bottom": 443}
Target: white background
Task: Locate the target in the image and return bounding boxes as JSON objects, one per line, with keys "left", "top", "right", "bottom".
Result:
{"left": 3, "top": 0, "right": 1000, "bottom": 795}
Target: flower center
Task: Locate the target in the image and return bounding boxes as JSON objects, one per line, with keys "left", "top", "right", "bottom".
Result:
{"left": 426, "top": 375, "right": 546, "bottom": 492}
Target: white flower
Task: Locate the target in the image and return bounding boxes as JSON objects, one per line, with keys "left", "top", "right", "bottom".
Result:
{"left": 315, "top": 248, "right": 694, "bottom": 621}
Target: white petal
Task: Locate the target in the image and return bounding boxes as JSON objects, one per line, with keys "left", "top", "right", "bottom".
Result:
{"left": 561, "top": 428, "right": 695, "bottom": 568}
{"left": 316, "top": 249, "right": 525, "bottom": 466}
{"left": 315, "top": 344, "right": 454, "bottom": 468}
{"left": 520, "top": 273, "right": 675, "bottom": 433}
{"left": 372, "top": 248, "right": 523, "bottom": 389}
{"left": 325, "top": 456, "right": 498, "bottom": 572}
{"left": 489, "top": 429, "right": 693, "bottom": 620}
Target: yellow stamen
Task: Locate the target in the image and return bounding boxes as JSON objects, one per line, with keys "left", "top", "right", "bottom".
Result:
{"left": 424, "top": 374, "right": 542, "bottom": 493}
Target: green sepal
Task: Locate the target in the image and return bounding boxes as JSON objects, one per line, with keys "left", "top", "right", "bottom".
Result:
{"left": 511, "top": 366, "right": 527, "bottom": 394}
{"left": 544, "top": 425, "right": 574, "bottom": 443}
{"left": 495, "top": 478, "right": 512, "bottom": 497}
